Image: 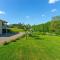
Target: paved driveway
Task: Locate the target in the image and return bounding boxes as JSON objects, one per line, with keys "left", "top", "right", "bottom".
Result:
{"left": 0, "top": 32, "right": 25, "bottom": 44}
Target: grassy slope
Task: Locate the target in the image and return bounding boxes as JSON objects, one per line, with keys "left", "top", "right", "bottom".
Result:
{"left": 10, "top": 28, "right": 24, "bottom": 32}
{"left": 0, "top": 35, "right": 60, "bottom": 60}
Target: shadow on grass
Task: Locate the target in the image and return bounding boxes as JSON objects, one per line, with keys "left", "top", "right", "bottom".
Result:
{"left": 29, "top": 35, "right": 44, "bottom": 40}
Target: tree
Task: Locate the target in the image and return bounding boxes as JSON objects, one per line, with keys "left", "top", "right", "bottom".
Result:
{"left": 23, "top": 24, "right": 32, "bottom": 39}
{"left": 47, "top": 16, "right": 60, "bottom": 35}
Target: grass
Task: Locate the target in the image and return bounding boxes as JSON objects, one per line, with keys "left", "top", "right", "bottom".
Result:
{"left": 10, "top": 28, "right": 24, "bottom": 32}
{"left": 0, "top": 34, "right": 60, "bottom": 60}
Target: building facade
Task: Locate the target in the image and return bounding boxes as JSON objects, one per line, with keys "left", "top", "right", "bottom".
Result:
{"left": 0, "top": 20, "right": 7, "bottom": 34}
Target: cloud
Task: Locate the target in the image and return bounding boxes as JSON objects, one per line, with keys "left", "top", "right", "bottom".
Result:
{"left": 51, "top": 9, "right": 57, "bottom": 12}
{"left": 48, "top": 0, "right": 60, "bottom": 4}
{"left": 26, "top": 16, "right": 30, "bottom": 18}
{"left": 0, "top": 11, "right": 5, "bottom": 15}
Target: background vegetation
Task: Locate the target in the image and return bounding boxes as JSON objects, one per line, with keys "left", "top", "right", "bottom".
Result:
{"left": 32, "top": 16, "right": 60, "bottom": 35}
{"left": 8, "top": 16, "right": 60, "bottom": 35}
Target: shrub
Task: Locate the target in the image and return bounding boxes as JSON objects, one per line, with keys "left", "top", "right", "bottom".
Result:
{"left": 39, "top": 32, "right": 46, "bottom": 35}
{"left": 3, "top": 41, "right": 9, "bottom": 45}
{"left": 11, "top": 39, "right": 16, "bottom": 42}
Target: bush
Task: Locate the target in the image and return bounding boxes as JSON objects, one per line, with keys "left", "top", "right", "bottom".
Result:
{"left": 39, "top": 32, "right": 46, "bottom": 35}
{"left": 3, "top": 41, "right": 9, "bottom": 45}
{"left": 11, "top": 39, "right": 16, "bottom": 42}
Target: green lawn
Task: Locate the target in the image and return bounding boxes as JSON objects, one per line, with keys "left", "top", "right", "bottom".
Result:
{"left": 10, "top": 28, "right": 24, "bottom": 32}
{"left": 0, "top": 35, "right": 60, "bottom": 60}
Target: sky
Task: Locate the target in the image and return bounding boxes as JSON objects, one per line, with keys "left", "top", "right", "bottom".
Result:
{"left": 0, "top": 0, "right": 60, "bottom": 25}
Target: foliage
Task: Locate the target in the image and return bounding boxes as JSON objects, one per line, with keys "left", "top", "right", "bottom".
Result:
{"left": 32, "top": 16, "right": 60, "bottom": 35}
{"left": 8, "top": 16, "right": 60, "bottom": 35}
{"left": 9, "top": 23, "right": 25, "bottom": 29}
{"left": 23, "top": 24, "right": 32, "bottom": 39}
{"left": 3, "top": 41, "right": 9, "bottom": 45}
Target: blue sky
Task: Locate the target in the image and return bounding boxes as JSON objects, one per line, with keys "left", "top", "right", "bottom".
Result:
{"left": 0, "top": 0, "right": 60, "bottom": 25}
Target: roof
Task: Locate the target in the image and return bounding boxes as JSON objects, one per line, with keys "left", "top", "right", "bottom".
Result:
{"left": 0, "top": 19, "right": 7, "bottom": 23}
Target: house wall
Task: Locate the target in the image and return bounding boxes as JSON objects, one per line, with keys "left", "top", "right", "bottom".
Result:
{"left": 0, "top": 21, "right": 2, "bottom": 28}
{"left": 0, "top": 29, "right": 2, "bottom": 34}
{"left": 0, "top": 21, "right": 2, "bottom": 34}
{"left": 2, "top": 22, "right": 7, "bottom": 29}
{"left": 0, "top": 21, "right": 7, "bottom": 34}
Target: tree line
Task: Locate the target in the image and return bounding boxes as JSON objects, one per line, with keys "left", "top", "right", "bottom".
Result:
{"left": 8, "top": 16, "right": 60, "bottom": 35}
{"left": 32, "top": 16, "right": 60, "bottom": 35}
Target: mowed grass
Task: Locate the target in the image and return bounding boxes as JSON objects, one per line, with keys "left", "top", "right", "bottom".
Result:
{"left": 0, "top": 35, "right": 60, "bottom": 60}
